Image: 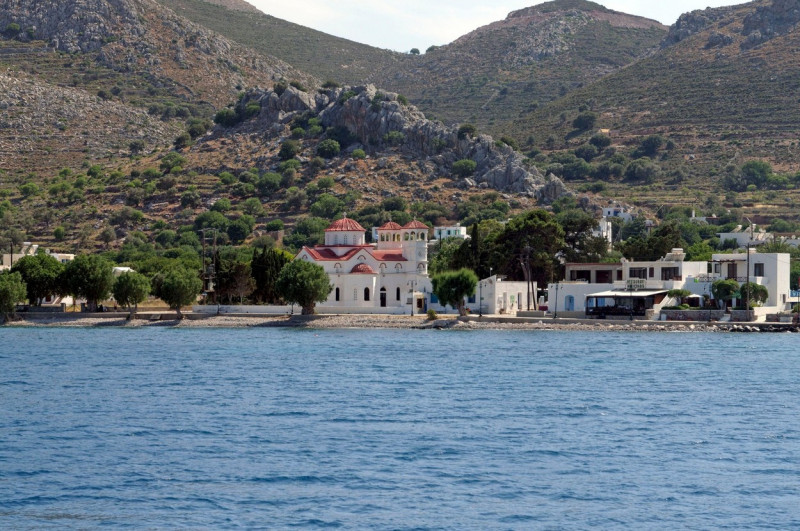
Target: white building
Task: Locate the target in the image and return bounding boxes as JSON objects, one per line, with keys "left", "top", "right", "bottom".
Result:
{"left": 717, "top": 224, "right": 772, "bottom": 248}
{"left": 548, "top": 248, "right": 791, "bottom": 319}
{"left": 432, "top": 225, "right": 469, "bottom": 241}
{"left": 592, "top": 217, "right": 613, "bottom": 247}
{"left": 1, "top": 243, "right": 74, "bottom": 271}
{"left": 710, "top": 250, "right": 791, "bottom": 310}
{"left": 296, "top": 217, "right": 431, "bottom": 314}
{"left": 602, "top": 203, "right": 634, "bottom": 222}
{"left": 474, "top": 275, "right": 536, "bottom": 315}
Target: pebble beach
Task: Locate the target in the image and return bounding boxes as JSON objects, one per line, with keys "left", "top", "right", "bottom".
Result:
{"left": 8, "top": 312, "right": 791, "bottom": 332}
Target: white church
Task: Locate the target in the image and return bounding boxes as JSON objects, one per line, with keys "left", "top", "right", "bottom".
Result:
{"left": 295, "top": 217, "right": 432, "bottom": 313}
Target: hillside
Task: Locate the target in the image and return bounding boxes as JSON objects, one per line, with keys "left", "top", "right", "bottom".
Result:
{"left": 0, "top": 0, "right": 312, "bottom": 173}
{"left": 153, "top": 0, "right": 665, "bottom": 137}
{"left": 370, "top": 0, "right": 666, "bottom": 134}
{"left": 504, "top": 0, "right": 800, "bottom": 222}
{"left": 155, "top": 0, "right": 403, "bottom": 85}
{"left": 0, "top": 0, "right": 561, "bottom": 254}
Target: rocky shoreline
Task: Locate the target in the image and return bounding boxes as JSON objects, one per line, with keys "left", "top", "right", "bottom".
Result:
{"left": 6, "top": 313, "right": 798, "bottom": 333}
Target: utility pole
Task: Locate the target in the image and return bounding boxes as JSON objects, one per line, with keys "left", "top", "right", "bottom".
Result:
{"left": 553, "top": 282, "right": 559, "bottom": 319}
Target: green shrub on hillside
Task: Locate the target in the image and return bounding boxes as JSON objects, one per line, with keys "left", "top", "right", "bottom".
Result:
{"left": 452, "top": 159, "right": 477, "bottom": 178}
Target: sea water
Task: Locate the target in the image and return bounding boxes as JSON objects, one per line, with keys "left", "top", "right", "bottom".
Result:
{"left": 1, "top": 328, "right": 799, "bottom": 529}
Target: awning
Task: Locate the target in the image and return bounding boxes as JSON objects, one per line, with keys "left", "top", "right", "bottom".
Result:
{"left": 586, "top": 290, "right": 668, "bottom": 298}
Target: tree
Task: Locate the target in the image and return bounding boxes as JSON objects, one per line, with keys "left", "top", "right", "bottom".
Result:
{"left": 490, "top": 210, "right": 565, "bottom": 287}
{"left": 99, "top": 226, "right": 117, "bottom": 248}
{"left": 275, "top": 260, "right": 332, "bottom": 314}
{"left": 457, "top": 123, "right": 477, "bottom": 140}
{"left": 112, "top": 271, "right": 151, "bottom": 318}
{"left": 279, "top": 140, "right": 301, "bottom": 160}
{"left": 452, "top": 159, "right": 477, "bottom": 178}
{"left": 0, "top": 271, "right": 26, "bottom": 322}
{"left": 310, "top": 194, "right": 345, "bottom": 219}
{"left": 431, "top": 268, "right": 478, "bottom": 316}
{"left": 1, "top": 228, "right": 26, "bottom": 267}
{"left": 11, "top": 254, "right": 64, "bottom": 306}
{"left": 667, "top": 289, "right": 692, "bottom": 306}
{"left": 409, "top": 47, "right": 420, "bottom": 55}
{"left": 316, "top": 139, "right": 340, "bottom": 158}
{"left": 711, "top": 279, "right": 740, "bottom": 309}
{"left": 572, "top": 111, "right": 597, "bottom": 131}
{"left": 252, "top": 247, "right": 293, "bottom": 304}
{"left": 62, "top": 254, "right": 114, "bottom": 312}
{"left": 636, "top": 134, "right": 664, "bottom": 158}
{"left": 157, "top": 268, "right": 202, "bottom": 318}
{"left": 740, "top": 282, "right": 769, "bottom": 307}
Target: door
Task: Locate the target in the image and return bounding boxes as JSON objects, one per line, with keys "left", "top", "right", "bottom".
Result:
{"left": 565, "top": 295, "right": 575, "bottom": 312}
{"left": 380, "top": 288, "right": 387, "bottom": 307}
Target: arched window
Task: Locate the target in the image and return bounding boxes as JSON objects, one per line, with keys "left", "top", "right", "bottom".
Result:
{"left": 335, "top": 287, "right": 340, "bottom": 301}
{"left": 404, "top": 233, "right": 410, "bottom": 241}
{"left": 364, "top": 288, "right": 370, "bottom": 301}
{"left": 396, "top": 287, "right": 401, "bottom": 301}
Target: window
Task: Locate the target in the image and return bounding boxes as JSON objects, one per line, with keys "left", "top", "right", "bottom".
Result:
{"left": 649, "top": 267, "right": 654, "bottom": 278}
{"left": 335, "top": 288, "right": 340, "bottom": 301}
{"left": 364, "top": 288, "right": 370, "bottom": 301}
{"left": 754, "top": 263, "right": 764, "bottom": 277}
{"left": 629, "top": 267, "right": 647, "bottom": 279}
{"left": 661, "top": 267, "right": 680, "bottom": 281}
{"left": 396, "top": 287, "right": 401, "bottom": 301}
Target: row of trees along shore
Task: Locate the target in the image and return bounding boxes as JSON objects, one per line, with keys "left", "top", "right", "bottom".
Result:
{"left": 0, "top": 248, "right": 337, "bottom": 321}
{"left": 4, "top": 202, "right": 797, "bottom": 321}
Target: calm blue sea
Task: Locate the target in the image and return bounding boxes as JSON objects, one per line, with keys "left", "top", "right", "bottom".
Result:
{"left": 1, "top": 327, "right": 799, "bottom": 529}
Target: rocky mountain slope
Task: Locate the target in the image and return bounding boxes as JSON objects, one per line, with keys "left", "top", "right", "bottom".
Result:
{"left": 0, "top": 0, "right": 312, "bottom": 172}
{"left": 153, "top": 0, "right": 665, "bottom": 137}
{"left": 503, "top": 0, "right": 800, "bottom": 222}
{"left": 205, "top": 83, "right": 565, "bottom": 199}
{"left": 370, "top": 0, "right": 666, "bottom": 133}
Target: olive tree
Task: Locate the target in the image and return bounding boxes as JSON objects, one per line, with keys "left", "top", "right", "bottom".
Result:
{"left": 11, "top": 254, "right": 64, "bottom": 306}
{"left": 431, "top": 268, "right": 478, "bottom": 316}
{"left": 156, "top": 268, "right": 202, "bottom": 319}
{"left": 112, "top": 271, "right": 151, "bottom": 318}
{"left": 62, "top": 254, "right": 114, "bottom": 312}
{"left": 0, "top": 271, "right": 26, "bottom": 322}
{"left": 275, "top": 260, "right": 332, "bottom": 315}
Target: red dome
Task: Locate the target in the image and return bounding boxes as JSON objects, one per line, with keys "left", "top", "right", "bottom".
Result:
{"left": 325, "top": 217, "right": 366, "bottom": 232}
{"left": 403, "top": 220, "right": 428, "bottom": 230}
{"left": 350, "top": 263, "right": 376, "bottom": 274}
{"left": 377, "top": 221, "right": 402, "bottom": 230}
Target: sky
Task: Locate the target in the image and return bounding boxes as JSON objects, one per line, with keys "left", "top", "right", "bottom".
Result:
{"left": 248, "top": 0, "right": 746, "bottom": 52}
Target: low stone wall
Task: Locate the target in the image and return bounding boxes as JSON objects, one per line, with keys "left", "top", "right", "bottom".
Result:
{"left": 192, "top": 304, "right": 409, "bottom": 316}
{"left": 16, "top": 305, "right": 67, "bottom": 313}
{"left": 661, "top": 309, "right": 726, "bottom": 321}
{"left": 730, "top": 309, "right": 756, "bottom": 322}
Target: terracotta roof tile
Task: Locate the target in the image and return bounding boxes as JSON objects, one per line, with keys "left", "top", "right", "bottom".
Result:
{"left": 403, "top": 220, "right": 429, "bottom": 230}
{"left": 350, "top": 263, "right": 376, "bottom": 274}
{"left": 377, "top": 221, "right": 402, "bottom": 230}
{"left": 325, "top": 217, "right": 366, "bottom": 232}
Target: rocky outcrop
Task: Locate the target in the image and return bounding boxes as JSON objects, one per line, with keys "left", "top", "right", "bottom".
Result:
{"left": 0, "top": 0, "right": 310, "bottom": 106}
{"left": 741, "top": 0, "right": 800, "bottom": 49}
{"left": 662, "top": 7, "right": 736, "bottom": 47}
{"left": 239, "top": 84, "right": 562, "bottom": 198}
{"left": 0, "top": 0, "right": 145, "bottom": 54}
